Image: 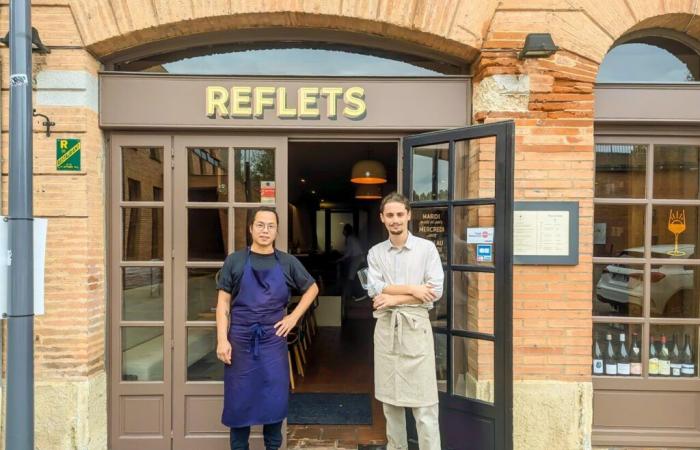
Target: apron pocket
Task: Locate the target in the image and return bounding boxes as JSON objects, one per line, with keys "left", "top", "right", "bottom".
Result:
{"left": 399, "top": 318, "right": 429, "bottom": 357}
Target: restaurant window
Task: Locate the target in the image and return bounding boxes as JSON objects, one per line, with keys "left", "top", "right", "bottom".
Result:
{"left": 593, "top": 140, "right": 700, "bottom": 379}
{"left": 597, "top": 35, "right": 700, "bottom": 83}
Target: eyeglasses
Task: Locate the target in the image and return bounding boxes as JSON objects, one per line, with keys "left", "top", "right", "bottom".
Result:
{"left": 253, "top": 222, "right": 277, "bottom": 232}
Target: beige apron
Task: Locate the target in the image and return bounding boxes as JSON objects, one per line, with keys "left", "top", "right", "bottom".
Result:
{"left": 374, "top": 306, "right": 438, "bottom": 407}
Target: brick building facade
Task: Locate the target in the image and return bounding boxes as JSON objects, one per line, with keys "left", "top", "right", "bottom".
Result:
{"left": 1, "top": 1, "right": 700, "bottom": 449}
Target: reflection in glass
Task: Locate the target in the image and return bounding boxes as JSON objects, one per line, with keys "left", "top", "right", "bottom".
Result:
{"left": 123, "top": 207, "right": 164, "bottom": 261}
{"left": 429, "top": 276, "right": 448, "bottom": 328}
{"left": 453, "top": 205, "right": 495, "bottom": 266}
{"left": 411, "top": 143, "right": 449, "bottom": 201}
{"left": 435, "top": 333, "right": 447, "bottom": 393}
{"left": 593, "top": 205, "right": 645, "bottom": 257}
{"left": 234, "top": 148, "right": 275, "bottom": 203}
{"left": 330, "top": 212, "right": 353, "bottom": 252}
{"left": 188, "top": 268, "right": 220, "bottom": 321}
{"left": 187, "top": 328, "right": 223, "bottom": 381}
{"left": 597, "top": 38, "right": 700, "bottom": 83}
{"left": 592, "top": 323, "right": 642, "bottom": 377}
{"left": 455, "top": 138, "right": 495, "bottom": 200}
{"left": 410, "top": 207, "right": 447, "bottom": 263}
{"left": 122, "top": 147, "right": 164, "bottom": 201}
{"left": 188, "top": 209, "right": 228, "bottom": 261}
{"left": 453, "top": 337, "right": 493, "bottom": 403}
{"left": 234, "top": 208, "right": 256, "bottom": 250}
{"left": 653, "top": 145, "right": 700, "bottom": 199}
{"left": 651, "top": 206, "right": 698, "bottom": 259}
{"left": 649, "top": 264, "right": 700, "bottom": 318}
{"left": 188, "top": 147, "right": 228, "bottom": 202}
{"left": 123, "top": 267, "right": 164, "bottom": 321}
{"left": 453, "top": 271, "right": 494, "bottom": 333}
{"left": 593, "top": 263, "right": 644, "bottom": 317}
{"left": 595, "top": 144, "right": 647, "bottom": 198}
{"left": 649, "top": 324, "right": 698, "bottom": 378}
{"left": 122, "top": 327, "right": 164, "bottom": 381}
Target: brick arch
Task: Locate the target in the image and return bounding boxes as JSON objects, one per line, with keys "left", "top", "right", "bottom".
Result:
{"left": 70, "top": 1, "right": 499, "bottom": 63}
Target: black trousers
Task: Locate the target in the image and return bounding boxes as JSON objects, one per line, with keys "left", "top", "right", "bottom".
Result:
{"left": 229, "top": 421, "right": 283, "bottom": 450}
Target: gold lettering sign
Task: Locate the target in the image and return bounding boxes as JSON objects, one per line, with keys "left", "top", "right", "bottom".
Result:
{"left": 206, "top": 86, "right": 366, "bottom": 120}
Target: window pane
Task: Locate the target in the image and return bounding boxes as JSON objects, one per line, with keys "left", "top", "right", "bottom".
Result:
{"left": 595, "top": 144, "right": 647, "bottom": 198}
{"left": 123, "top": 207, "right": 164, "bottom": 261}
{"left": 453, "top": 205, "right": 495, "bottom": 267}
{"left": 597, "top": 38, "right": 700, "bottom": 83}
{"left": 123, "top": 267, "right": 164, "bottom": 321}
{"left": 122, "top": 327, "right": 163, "bottom": 381}
{"left": 593, "top": 263, "right": 644, "bottom": 317}
{"left": 453, "top": 271, "right": 494, "bottom": 333}
{"left": 411, "top": 207, "right": 447, "bottom": 264}
{"left": 435, "top": 333, "right": 447, "bottom": 393}
{"left": 649, "top": 264, "right": 700, "bottom": 318}
{"left": 592, "top": 323, "right": 642, "bottom": 377}
{"left": 453, "top": 337, "right": 493, "bottom": 403}
{"left": 188, "top": 268, "right": 219, "bottom": 321}
{"left": 188, "top": 147, "right": 229, "bottom": 202}
{"left": 411, "top": 143, "right": 449, "bottom": 201}
{"left": 234, "top": 148, "right": 275, "bottom": 203}
{"left": 649, "top": 325, "right": 698, "bottom": 378}
{"left": 122, "top": 147, "right": 164, "bottom": 201}
{"left": 651, "top": 205, "right": 698, "bottom": 259}
{"left": 188, "top": 208, "right": 229, "bottom": 261}
{"left": 187, "top": 328, "right": 223, "bottom": 381}
{"left": 429, "top": 276, "right": 448, "bottom": 328}
{"left": 455, "top": 137, "right": 495, "bottom": 200}
{"left": 653, "top": 145, "right": 700, "bottom": 199}
{"left": 593, "top": 204, "right": 645, "bottom": 257}
{"left": 234, "top": 208, "right": 255, "bottom": 250}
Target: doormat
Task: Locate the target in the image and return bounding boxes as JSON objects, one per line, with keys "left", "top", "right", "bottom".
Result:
{"left": 288, "top": 393, "right": 372, "bottom": 425}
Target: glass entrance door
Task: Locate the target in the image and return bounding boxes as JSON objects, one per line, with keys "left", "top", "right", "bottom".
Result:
{"left": 171, "top": 135, "right": 287, "bottom": 449}
{"left": 403, "top": 122, "right": 514, "bottom": 450}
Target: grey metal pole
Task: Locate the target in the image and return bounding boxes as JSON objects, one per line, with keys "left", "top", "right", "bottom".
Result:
{"left": 6, "top": 0, "right": 34, "bottom": 449}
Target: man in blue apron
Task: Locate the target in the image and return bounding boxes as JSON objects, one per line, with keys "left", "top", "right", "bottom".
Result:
{"left": 216, "top": 206, "right": 318, "bottom": 450}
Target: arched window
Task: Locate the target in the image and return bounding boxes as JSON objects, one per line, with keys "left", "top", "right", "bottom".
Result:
{"left": 597, "top": 35, "right": 700, "bottom": 83}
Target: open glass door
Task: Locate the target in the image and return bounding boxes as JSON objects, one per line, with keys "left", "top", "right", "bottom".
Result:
{"left": 403, "top": 121, "right": 514, "bottom": 450}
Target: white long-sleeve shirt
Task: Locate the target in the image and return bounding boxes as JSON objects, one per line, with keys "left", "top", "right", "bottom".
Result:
{"left": 366, "top": 232, "right": 444, "bottom": 308}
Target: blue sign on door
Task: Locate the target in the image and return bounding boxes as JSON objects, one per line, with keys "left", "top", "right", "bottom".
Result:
{"left": 476, "top": 244, "right": 492, "bottom": 262}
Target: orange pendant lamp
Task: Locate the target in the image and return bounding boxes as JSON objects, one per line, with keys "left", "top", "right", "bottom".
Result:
{"left": 355, "top": 184, "right": 382, "bottom": 199}
{"left": 351, "top": 159, "right": 387, "bottom": 184}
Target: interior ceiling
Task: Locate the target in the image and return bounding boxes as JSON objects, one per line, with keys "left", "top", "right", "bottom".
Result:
{"left": 287, "top": 141, "right": 398, "bottom": 204}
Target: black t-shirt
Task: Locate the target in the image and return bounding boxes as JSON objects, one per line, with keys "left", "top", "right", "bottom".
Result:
{"left": 216, "top": 249, "right": 315, "bottom": 298}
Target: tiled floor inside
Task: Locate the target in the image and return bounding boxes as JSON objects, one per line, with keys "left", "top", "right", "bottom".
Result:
{"left": 288, "top": 318, "right": 387, "bottom": 449}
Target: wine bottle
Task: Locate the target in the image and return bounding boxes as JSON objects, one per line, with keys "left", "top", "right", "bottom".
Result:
{"left": 649, "top": 335, "right": 659, "bottom": 376}
{"left": 630, "top": 333, "right": 642, "bottom": 376}
{"left": 617, "top": 333, "right": 630, "bottom": 376}
{"left": 605, "top": 333, "right": 618, "bottom": 375}
{"left": 658, "top": 334, "right": 671, "bottom": 376}
{"left": 671, "top": 334, "right": 682, "bottom": 377}
{"left": 682, "top": 334, "right": 695, "bottom": 377}
{"left": 592, "top": 334, "right": 604, "bottom": 375}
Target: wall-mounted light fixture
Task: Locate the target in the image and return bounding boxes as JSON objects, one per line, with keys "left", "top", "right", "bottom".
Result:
{"left": 0, "top": 27, "right": 51, "bottom": 54}
{"left": 33, "top": 109, "right": 55, "bottom": 137}
{"left": 518, "top": 33, "right": 558, "bottom": 59}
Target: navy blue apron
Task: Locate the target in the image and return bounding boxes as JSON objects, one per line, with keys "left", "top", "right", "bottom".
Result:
{"left": 222, "top": 249, "right": 290, "bottom": 428}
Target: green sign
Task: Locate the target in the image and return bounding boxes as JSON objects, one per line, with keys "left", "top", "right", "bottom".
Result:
{"left": 56, "top": 139, "right": 81, "bottom": 171}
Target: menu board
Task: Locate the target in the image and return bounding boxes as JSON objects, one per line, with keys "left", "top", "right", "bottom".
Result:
{"left": 513, "top": 202, "right": 579, "bottom": 265}
{"left": 414, "top": 208, "right": 447, "bottom": 262}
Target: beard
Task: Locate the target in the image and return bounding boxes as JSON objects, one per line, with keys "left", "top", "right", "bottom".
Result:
{"left": 389, "top": 228, "right": 404, "bottom": 235}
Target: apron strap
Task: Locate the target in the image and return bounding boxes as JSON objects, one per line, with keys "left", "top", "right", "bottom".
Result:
{"left": 389, "top": 309, "right": 420, "bottom": 354}
{"left": 249, "top": 323, "right": 266, "bottom": 359}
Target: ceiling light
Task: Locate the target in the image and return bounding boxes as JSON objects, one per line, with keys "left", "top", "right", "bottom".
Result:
{"left": 351, "top": 160, "right": 387, "bottom": 184}
{"left": 355, "top": 184, "right": 382, "bottom": 200}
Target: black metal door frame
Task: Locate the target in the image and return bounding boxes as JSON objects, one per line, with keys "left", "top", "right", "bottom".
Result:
{"left": 402, "top": 120, "right": 514, "bottom": 450}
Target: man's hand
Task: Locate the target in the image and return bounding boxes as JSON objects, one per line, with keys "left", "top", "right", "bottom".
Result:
{"left": 216, "top": 340, "right": 232, "bottom": 365}
{"left": 411, "top": 284, "right": 437, "bottom": 303}
{"left": 274, "top": 314, "right": 299, "bottom": 337}
{"left": 373, "top": 293, "right": 397, "bottom": 310}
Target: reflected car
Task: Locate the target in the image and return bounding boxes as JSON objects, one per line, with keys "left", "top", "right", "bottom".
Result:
{"left": 595, "top": 244, "right": 695, "bottom": 316}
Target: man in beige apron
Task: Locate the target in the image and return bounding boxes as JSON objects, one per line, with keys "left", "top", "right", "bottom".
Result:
{"left": 367, "top": 192, "right": 444, "bottom": 450}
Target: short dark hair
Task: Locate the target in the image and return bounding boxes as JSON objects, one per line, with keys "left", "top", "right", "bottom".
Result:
{"left": 249, "top": 206, "right": 279, "bottom": 227}
{"left": 379, "top": 192, "right": 410, "bottom": 214}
